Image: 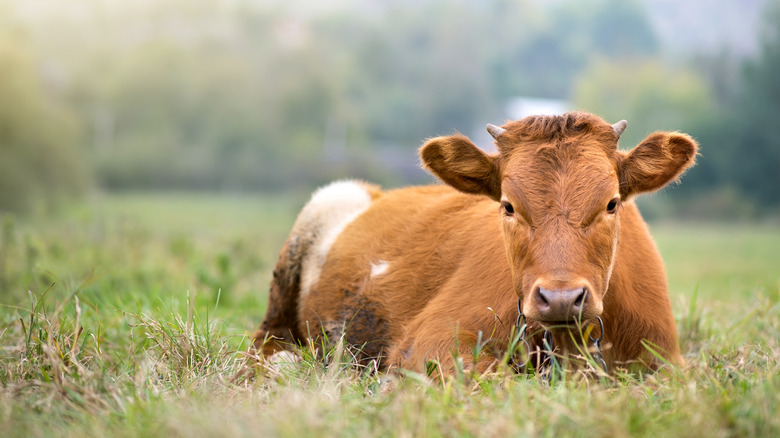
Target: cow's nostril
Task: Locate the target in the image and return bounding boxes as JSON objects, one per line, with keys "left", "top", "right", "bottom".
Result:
{"left": 534, "top": 287, "right": 550, "bottom": 309}
{"left": 573, "top": 288, "right": 587, "bottom": 309}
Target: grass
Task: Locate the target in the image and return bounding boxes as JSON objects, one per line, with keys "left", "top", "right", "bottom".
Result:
{"left": 652, "top": 223, "right": 780, "bottom": 302}
{"left": 1, "top": 192, "right": 779, "bottom": 437}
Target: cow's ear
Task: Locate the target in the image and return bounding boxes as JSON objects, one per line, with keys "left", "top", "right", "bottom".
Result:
{"left": 618, "top": 132, "right": 698, "bottom": 199}
{"left": 420, "top": 134, "right": 501, "bottom": 200}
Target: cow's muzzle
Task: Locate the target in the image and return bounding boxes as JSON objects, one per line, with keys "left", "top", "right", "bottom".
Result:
{"left": 533, "top": 286, "right": 592, "bottom": 325}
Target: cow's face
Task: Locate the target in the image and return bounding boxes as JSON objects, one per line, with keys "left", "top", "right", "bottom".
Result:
{"left": 421, "top": 113, "right": 697, "bottom": 329}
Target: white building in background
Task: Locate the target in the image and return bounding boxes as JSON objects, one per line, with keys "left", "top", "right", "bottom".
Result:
{"left": 470, "top": 96, "right": 570, "bottom": 153}
{"left": 505, "top": 97, "right": 570, "bottom": 120}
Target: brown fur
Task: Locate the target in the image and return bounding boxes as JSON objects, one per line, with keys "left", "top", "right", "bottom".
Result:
{"left": 253, "top": 112, "right": 698, "bottom": 374}
{"left": 252, "top": 238, "right": 305, "bottom": 356}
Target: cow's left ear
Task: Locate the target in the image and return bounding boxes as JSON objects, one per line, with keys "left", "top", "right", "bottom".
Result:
{"left": 618, "top": 132, "right": 698, "bottom": 199}
{"left": 420, "top": 134, "right": 501, "bottom": 201}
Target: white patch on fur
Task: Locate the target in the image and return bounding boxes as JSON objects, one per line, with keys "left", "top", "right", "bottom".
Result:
{"left": 263, "top": 350, "right": 302, "bottom": 379}
{"left": 296, "top": 181, "right": 373, "bottom": 307}
{"left": 268, "top": 350, "right": 301, "bottom": 364}
{"left": 370, "top": 260, "right": 389, "bottom": 278}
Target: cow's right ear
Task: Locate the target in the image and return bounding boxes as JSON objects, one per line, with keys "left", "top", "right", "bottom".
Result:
{"left": 420, "top": 134, "right": 501, "bottom": 201}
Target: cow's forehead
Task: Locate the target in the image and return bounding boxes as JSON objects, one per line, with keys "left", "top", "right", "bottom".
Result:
{"left": 497, "top": 112, "right": 618, "bottom": 151}
{"left": 495, "top": 113, "right": 622, "bottom": 218}
{"left": 501, "top": 136, "right": 617, "bottom": 179}
{"left": 501, "top": 141, "right": 619, "bottom": 221}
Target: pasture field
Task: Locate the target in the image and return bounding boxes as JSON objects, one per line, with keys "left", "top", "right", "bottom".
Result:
{"left": 1, "top": 192, "right": 779, "bottom": 437}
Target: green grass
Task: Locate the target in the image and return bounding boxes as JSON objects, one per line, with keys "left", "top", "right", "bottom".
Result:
{"left": 1, "top": 193, "right": 779, "bottom": 437}
{"left": 653, "top": 223, "right": 780, "bottom": 303}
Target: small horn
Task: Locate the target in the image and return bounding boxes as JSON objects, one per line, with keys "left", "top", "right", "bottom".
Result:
{"left": 612, "top": 120, "right": 627, "bottom": 138}
{"left": 486, "top": 123, "right": 505, "bottom": 139}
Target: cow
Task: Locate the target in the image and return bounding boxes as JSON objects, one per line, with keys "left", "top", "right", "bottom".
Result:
{"left": 252, "top": 112, "right": 697, "bottom": 375}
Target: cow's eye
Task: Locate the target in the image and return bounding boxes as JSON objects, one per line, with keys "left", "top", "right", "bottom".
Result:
{"left": 606, "top": 198, "right": 619, "bottom": 214}
{"left": 501, "top": 201, "right": 515, "bottom": 216}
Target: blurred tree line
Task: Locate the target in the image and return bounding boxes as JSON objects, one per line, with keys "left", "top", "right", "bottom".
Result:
{"left": 0, "top": 0, "right": 778, "bottom": 217}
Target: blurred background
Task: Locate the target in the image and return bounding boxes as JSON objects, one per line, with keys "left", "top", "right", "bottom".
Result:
{"left": 1, "top": 0, "right": 779, "bottom": 219}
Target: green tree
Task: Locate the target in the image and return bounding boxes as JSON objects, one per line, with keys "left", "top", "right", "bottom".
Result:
{"left": 681, "top": 0, "right": 780, "bottom": 210}
{"left": 0, "top": 37, "right": 88, "bottom": 213}
{"left": 490, "top": 0, "right": 657, "bottom": 99}
{"left": 727, "top": 0, "right": 780, "bottom": 206}
{"left": 573, "top": 58, "right": 715, "bottom": 149}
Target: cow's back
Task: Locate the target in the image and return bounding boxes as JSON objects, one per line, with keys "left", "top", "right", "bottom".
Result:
{"left": 296, "top": 184, "right": 516, "bottom": 360}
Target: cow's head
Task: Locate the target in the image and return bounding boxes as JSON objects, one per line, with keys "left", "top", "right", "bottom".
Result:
{"left": 420, "top": 112, "right": 697, "bottom": 329}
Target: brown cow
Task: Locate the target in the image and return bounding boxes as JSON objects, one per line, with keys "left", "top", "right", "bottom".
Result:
{"left": 253, "top": 112, "right": 697, "bottom": 374}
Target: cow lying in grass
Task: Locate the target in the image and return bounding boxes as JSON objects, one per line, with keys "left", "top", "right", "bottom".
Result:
{"left": 252, "top": 112, "right": 697, "bottom": 375}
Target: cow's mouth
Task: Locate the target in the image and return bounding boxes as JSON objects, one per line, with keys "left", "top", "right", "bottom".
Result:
{"left": 540, "top": 319, "right": 588, "bottom": 331}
